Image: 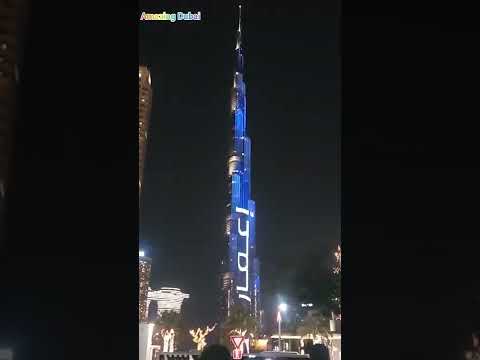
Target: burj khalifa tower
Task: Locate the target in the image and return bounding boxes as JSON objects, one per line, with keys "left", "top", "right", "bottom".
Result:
{"left": 221, "top": 5, "right": 261, "bottom": 323}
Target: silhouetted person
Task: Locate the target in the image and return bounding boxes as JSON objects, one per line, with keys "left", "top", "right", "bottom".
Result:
{"left": 199, "top": 344, "right": 231, "bottom": 360}
{"left": 309, "top": 343, "right": 330, "bottom": 360}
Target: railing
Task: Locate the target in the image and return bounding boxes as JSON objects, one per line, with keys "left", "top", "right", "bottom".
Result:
{"left": 151, "top": 351, "right": 201, "bottom": 360}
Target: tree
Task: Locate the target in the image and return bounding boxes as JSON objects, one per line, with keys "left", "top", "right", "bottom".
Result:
{"left": 155, "top": 310, "right": 181, "bottom": 331}
{"left": 154, "top": 311, "right": 182, "bottom": 351}
{"left": 296, "top": 309, "right": 330, "bottom": 339}
{"left": 220, "top": 304, "right": 258, "bottom": 347}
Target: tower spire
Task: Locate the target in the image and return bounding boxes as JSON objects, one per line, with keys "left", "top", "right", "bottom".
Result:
{"left": 238, "top": 4, "right": 242, "bottom": 32}
{"left": 236, "top": 4, "right": 242, "bottom": 50}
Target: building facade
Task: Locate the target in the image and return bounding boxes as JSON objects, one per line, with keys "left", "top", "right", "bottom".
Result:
{"left": 139, "top": 252, "right": 152, "bottom": 322}
{"left": 221, "top": 5, "right": 261, "bottom": 321}
{"left": 139, "top": 66, "right": 152, "bottom": 199}
{"left": 139, "top": 67, "right": 153, "bottom": 323}
{"left": 147, "top": 287, "right": 190, "bottom": 319}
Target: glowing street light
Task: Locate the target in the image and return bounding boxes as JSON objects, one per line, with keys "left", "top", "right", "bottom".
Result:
{"left": 277, "top": 303, "right": 287, "bottom": 351}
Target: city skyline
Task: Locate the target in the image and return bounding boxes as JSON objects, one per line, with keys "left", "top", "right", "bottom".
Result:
{"left": 139, "top": 1, "right": 340, "bottom": 327}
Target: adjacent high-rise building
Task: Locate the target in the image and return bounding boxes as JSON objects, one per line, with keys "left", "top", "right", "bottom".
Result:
{"left": 221, "top": 5, "right": 261, "bottom": 321}
{"left": 138, "top": 67, "right": 153, "bottom": 322}
{"left": 139, "top": 251, "right": 152, "bottom": 322}
{"left": 139, "top": 66, "right": 152, "bottom": 199}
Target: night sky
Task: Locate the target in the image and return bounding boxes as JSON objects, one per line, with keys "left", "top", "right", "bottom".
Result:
{"left": 139, "top": 1, "right": 339, "bottom": 328}
{"left": 3, "top": 3, "right": 480, "bottom": 359}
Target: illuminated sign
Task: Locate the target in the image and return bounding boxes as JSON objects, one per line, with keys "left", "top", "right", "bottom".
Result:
{"left": 235, "top": 206, "right": 251, "bottom": 303}
{"left": 230, "top": 335, "right": 245, "bottom": 360}
{"left": 301, "top": 303, "right": 313, "bottom": 308}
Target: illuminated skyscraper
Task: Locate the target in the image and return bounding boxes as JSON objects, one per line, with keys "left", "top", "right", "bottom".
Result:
{"left": 139, "top": 66, "right": 152, "bottom": 199}
{"left": 139, "top": 251, "right": 152, "bottom": 322}
{"left": 221, "top": 5, "right": 261, "bottom": 321}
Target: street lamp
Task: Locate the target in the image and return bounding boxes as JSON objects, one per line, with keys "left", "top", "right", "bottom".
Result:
{"left": 277, "top": 303, "right": 287, "bottom": 351}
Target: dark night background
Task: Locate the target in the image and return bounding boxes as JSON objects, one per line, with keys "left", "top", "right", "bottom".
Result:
{"left": 139, "top": 1, "right": 340, "bottom": 330}
{"left": 1, "top": 1, "right": 480, "bottom": 360}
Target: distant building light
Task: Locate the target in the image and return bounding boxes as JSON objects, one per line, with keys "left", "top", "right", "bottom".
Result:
{"left": 139, "top": 250, "right": 145, "bottom": 257}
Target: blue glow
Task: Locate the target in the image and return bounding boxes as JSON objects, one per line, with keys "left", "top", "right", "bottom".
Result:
{"left": 226, "top": 11, "right": 261, "bottom": 318}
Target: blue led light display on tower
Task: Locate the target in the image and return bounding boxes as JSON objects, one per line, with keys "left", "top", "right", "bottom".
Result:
{"left": 222, "top": 4, "right": 261, "bottom": 320}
